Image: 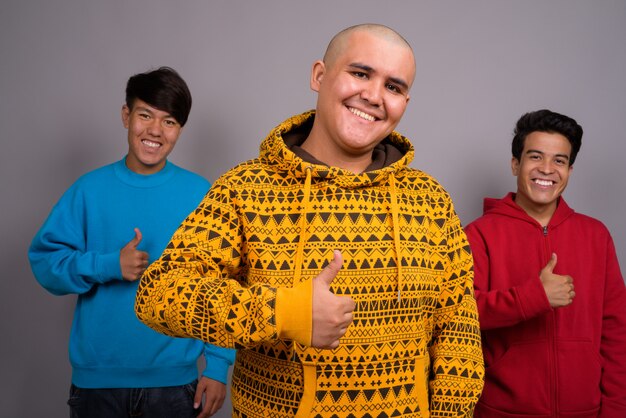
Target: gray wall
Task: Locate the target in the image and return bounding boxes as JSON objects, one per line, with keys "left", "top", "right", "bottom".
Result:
{"left": 2, "top": 1, "right": 625, "bottom": 417}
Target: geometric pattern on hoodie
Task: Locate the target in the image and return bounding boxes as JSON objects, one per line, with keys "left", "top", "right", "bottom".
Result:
{"left": 136, "top": 111, "right": 484, "bottom": 417}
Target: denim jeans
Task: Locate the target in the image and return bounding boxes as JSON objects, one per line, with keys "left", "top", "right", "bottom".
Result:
{"left": 68, "top": 380, "right": 199, "bottom": 418}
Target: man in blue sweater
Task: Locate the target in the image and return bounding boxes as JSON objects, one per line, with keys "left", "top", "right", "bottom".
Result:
{"left": 29, "top": 67, "right": 235, "bottom": 418}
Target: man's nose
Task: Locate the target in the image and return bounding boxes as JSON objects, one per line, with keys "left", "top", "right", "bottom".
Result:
{"left": 360, "top": 81, "right": 383, "bottom": 106}
{"left": 147, "top": 119, "right": 162, "bottom": 136}
{"left": 539, "top": 160, "right": 555, "bottom": 173}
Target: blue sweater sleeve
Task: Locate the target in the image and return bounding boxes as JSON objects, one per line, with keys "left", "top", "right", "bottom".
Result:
{"left": 200, "top": 343, "right": 236, "bottom": 384}
{"left": 28, "top": 184, "right": 122, "bottom": 296}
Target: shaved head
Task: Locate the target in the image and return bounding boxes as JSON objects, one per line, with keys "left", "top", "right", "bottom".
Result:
{"left": 323, "top": 24, "right": 414, "bottom": 70}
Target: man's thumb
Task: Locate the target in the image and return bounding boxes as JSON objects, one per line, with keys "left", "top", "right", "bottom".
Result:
{"left": 545, "top": 253, "right": 557, "bottom": 271}
{"left": 129, "top": 228, "right": 142, "bottom": 247}
{"left": 315, "top": 250, "right": 343, "bottom": 287}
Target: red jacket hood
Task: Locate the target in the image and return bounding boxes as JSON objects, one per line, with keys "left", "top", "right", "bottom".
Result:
{"left": 482, "top": 192, "right": 575, "bottom": 230}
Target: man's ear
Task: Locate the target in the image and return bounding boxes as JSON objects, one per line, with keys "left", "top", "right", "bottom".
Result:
{"left": 310, "top": 60, "right": 325, "bottom": 92}
{"left": 511, "top": 157, "right": 520, "bottom": 176}
{"left": 121, "top": 104, "right": 130, "bottom": 129}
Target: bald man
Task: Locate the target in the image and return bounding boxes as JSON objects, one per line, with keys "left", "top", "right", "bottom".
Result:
{"left": 136, "top": 24, "right": 484, "bottom": 417}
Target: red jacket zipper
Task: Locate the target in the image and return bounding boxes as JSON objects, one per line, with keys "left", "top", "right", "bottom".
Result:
{"left": 543, "top": 225, "right": 559, "bottom": 417}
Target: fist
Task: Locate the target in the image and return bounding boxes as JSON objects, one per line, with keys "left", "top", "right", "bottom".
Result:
{"left": 311, "top": 250, "right": 356, "bottom": 349}
{"left": 540, "top": 253, "right": 575, "bottom": 308}
{"left": 120, "top": 228, "right": 149, "bottom": 281}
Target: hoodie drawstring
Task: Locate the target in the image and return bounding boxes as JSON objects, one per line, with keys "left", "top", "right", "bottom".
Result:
{"left": 292, "top": 166, "right": 312, "bottom": 362}
{"left": 388, "top": 175, "right": 403, "bottom": 302}
{"left": 294, "top": 166, "right": 313, "bottom": 283}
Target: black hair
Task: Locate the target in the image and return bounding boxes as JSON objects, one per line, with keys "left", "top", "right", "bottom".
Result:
{"left": 512, "top": 109, "right": 583, "bottom": 165}
{"left": 125, "top": 67, "right": 192, "bottom": 126}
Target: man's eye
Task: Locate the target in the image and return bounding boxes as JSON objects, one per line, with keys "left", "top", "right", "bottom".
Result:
{"left": 387, "top": 84, "right": 400, "bottom": 93}
{"left": 139, "top": 113, "right": 150, "bottom": 120}
{"left": 164, "top": 120, "right": 177, "bottom": 127}
{"left": 353, "top": 71, "right": 367, "bottom": 79}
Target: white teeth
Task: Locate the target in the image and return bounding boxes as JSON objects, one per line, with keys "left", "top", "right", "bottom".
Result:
{"left": 142, "top": 139, "right": 160, "bottom": 148}
{"left": 348, "top": 107, "right": 375, "bottom": 122}
{"left": 535, "top": 179, "right": 554, "bottom": 186}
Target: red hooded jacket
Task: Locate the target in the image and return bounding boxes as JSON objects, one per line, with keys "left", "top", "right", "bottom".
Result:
{"left": 465, "top": 193, "right": 626, "bottom": 417}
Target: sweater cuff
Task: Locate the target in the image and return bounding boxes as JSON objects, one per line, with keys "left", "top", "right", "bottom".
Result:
{"left": 97, "top": 251, "right": 123, "bottom": 283}
{"left": 275, "top": 280, "right": 313, "bottom": 346}
{"left": 200, "top": 358, "right": 231, "bottom": 384}
{"left": 201, "top": 344, "right": 235, "bottom": 384}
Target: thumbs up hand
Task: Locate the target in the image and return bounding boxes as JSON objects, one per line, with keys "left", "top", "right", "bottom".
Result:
{"left": 311, "top": 250, "right": 356, "bottom": 349}
{"left": 540, "top": 253, "right": 575, "bottom": 308}
{"left": 120, "top": 228, "right": 149, "bottom": 282}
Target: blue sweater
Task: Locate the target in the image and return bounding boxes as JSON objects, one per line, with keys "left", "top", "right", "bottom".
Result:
{"left": 29, "top": 158, "right": 235, "bottom": 388}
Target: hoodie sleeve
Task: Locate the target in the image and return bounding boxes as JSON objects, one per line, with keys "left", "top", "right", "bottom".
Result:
{"left": 135, "top": 179, "right": 313, "bottom": 349}
{"left": 598, "top": 234, "right": 626, "bottom": 416}
{"left": 28, "top": 184, "right": 123, "bottom": 296}
{"left": 465, "top": 222, "right": 552, "bottom": 330}
{"left": 428, "top": 200, "right": 485, "bottom": 416}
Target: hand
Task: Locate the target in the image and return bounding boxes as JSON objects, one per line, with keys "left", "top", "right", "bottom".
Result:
{"left": 194, "top": 376, "right": 227, "bottom": 418}
{"left": 540, "top": 253, "right": 575, "bottom": 308}
{"left": 311, "top": 250, "right": 356, "bottom": 349}
{"left": 120, "top": 228, "right": 149, "bottom": 281}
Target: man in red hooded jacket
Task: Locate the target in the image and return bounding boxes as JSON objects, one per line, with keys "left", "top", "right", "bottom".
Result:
{"left": 465, "top": 109, "right": 626, "bottom": 417}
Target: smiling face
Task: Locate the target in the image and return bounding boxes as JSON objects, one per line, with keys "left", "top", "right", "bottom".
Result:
{"left": 512, "top": 131, "right": 573, "bottom": 224}
{"left": 303, "top": 28, "right": 415, "bottom": 173}
{"left": 122, "top": 98, "right": 182, "bottom": 175}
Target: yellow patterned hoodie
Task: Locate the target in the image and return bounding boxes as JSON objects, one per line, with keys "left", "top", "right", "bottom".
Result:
{"left": 136, "top": 111, "right": 484, "bottom": 417}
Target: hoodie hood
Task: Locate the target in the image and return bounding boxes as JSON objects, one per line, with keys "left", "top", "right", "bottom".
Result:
{"left": 484, "top": 192, "right": 575, "bottom": 229}
{"left": 258, "top": 110, "right": 414, "bottom": 189}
